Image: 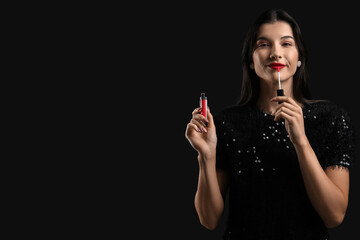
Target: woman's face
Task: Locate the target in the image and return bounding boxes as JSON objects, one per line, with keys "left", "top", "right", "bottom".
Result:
{"left": 252, "top": 21, "right": 299, "bottom": 85}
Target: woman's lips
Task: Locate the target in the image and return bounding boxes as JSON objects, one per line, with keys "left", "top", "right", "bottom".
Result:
{"left": 268, "top": 63, "right": 285, "bottom": 70}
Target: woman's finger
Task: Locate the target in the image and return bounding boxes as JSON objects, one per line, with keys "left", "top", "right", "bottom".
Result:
{"left": 274, "top": 109, "right": 294, "bottom": 122}
{"left": 205, "top": 106, "right": 215, "bottom": 128}
{"left": 193, "top": 113, "right": 209, "bottom": 125}
{"left": 192, "top": 107, "right": 202, "bottom": 116}
{"left": 187, "top": 122, "right": 202, "bottom": 133}
{"left": 191, "top": 118, "right": 207, "bottom": 133}
{"left": 272, "top": 102, "right": 298, "bottom": 116}
{"left": 271, "top": 96, "right": 298, "bottom": 106}
{"left": 274, "top": 106, "right": 296, "bottom": 121}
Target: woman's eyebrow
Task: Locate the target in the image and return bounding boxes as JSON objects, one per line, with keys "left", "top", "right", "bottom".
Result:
{"left": 281, "top": 35, "right": 294, "bottom": 40}
{"left": 256, "top": 36, "right": 270, "bottom": 41}
{"left": 256, "top": 35, "right": 294, "bottom": 41}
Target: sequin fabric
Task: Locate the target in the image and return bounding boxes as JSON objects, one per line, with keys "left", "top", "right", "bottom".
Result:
{"left": 214, "top": 101, "right": 356, "bottom": 240}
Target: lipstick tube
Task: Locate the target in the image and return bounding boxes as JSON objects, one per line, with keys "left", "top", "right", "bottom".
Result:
{"left": 200, "top": 93, "right": 207, "bottom": 119}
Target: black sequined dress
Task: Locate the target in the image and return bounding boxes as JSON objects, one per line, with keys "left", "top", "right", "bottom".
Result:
{"left": 214, "top": 101, "right": 356, "bottom": 240}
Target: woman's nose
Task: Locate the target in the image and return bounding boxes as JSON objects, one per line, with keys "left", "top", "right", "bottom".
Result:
{"left": 270, "top": 54, "right": 282, "bottom": 60}
{"left": 270, "top": 46, "right": 282, "bottom": 60}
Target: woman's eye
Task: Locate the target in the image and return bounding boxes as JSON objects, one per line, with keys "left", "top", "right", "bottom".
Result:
{"left": 282, "top": 42, "right": 293, "bottom": 46}
{"left": 258, "top": 43, "right": 269, "bottom": 47}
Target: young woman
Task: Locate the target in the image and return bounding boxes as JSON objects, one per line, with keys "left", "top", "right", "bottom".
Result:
{"left": 185, "top": 9, "right": 355, "bottom": 240}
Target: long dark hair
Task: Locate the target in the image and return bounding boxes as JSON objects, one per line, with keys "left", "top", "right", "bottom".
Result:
{"left": 237, "top": 9, "right": 320, "bottom": 106}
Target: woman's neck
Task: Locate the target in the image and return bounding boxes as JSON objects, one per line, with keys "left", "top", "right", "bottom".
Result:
{"left": 256, "top": 78, "right": 296, "bottom": 115}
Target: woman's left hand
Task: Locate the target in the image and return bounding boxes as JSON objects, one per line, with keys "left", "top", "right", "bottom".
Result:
{"left": 270, "top": 96, "right": 307, "bottom": 146}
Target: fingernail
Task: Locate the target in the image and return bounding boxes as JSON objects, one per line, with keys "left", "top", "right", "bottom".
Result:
{"left": 202, "top": 127, "right": 207, "bottom": 133}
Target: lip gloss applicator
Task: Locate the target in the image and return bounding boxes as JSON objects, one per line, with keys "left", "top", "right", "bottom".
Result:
{"left": 276, "top": 67, "right": 284, "bottom": 104}
{"left": 268, "top": 62, "right": 286, "bottom": 104}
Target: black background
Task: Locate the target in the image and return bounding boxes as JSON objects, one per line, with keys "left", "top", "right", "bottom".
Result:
{"left": 125, "top": 2, "right": 360, "bottom": 239}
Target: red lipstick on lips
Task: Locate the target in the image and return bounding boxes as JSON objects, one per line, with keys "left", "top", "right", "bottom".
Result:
{"left": 268, "top": 62, "right": 285, "bottom": 70}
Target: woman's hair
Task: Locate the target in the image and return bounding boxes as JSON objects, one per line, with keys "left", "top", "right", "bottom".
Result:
{"left": 237, "top": 9, "right": 320, "bottom": 106}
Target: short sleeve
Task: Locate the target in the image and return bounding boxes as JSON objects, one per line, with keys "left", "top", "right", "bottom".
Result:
{"left": 214, "top": 112, "right": 230, "bottom": 171}
{"left": 323, "top": 107, "right": 356, "bottom": 169}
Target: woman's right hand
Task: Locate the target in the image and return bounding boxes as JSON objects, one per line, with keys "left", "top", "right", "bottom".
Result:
{"left": 185, "top": 107, "right": 217, "bottom": 160}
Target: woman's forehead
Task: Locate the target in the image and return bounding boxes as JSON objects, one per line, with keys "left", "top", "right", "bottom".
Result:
{"left": 257, "top": 21, "right": 294, "bottom": 40}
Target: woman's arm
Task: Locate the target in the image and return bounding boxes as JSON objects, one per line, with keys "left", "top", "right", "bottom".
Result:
{"left": 185, "top": 107, "right": 229, "bottom": 230}
{"left": 195, "top": 153, "right": 229, "bottom": 230}
{"left": 271, "top": 96, "right": 350, "bottom": 228}
{"left": 294, "top": 139, "right": 349, "bottom": 228}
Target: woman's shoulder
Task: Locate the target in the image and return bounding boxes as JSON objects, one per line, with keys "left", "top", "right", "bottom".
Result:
{"left": 304, "top": 100, "right": 354, "bottom": 128}
{"left": 305, "top": 100, "right": 350, "bottom": 118}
